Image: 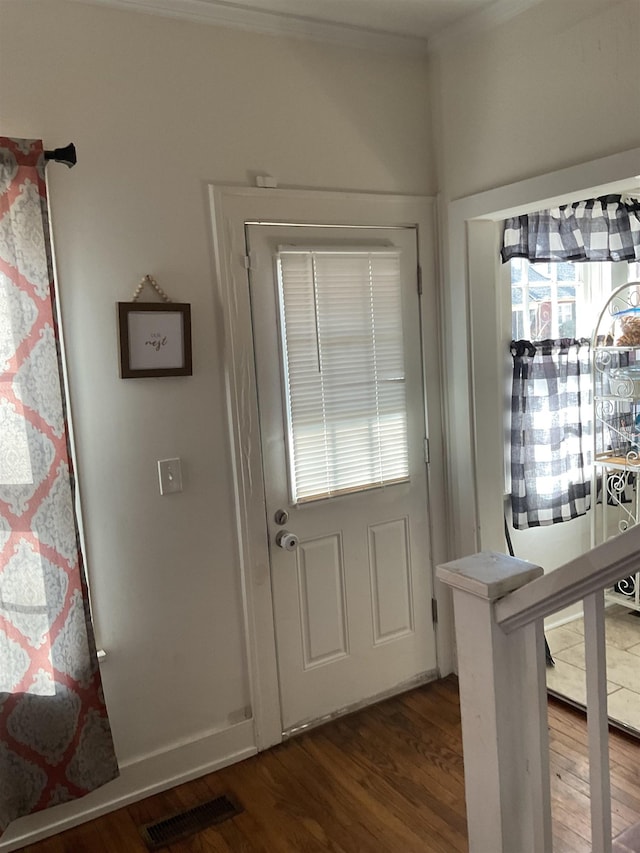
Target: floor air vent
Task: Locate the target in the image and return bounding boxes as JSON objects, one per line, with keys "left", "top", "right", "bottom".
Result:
{"left": 140, "top": 794, "right": 243, "bottom": 849}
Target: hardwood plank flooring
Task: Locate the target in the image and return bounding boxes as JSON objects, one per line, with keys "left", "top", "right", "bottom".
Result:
{"left": 19, "top": 676, "right": 640, "bottom": 852}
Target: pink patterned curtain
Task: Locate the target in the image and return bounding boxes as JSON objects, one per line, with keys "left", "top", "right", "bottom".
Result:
{"left": 0, "top": 138, "right": 118, "bottom": 833}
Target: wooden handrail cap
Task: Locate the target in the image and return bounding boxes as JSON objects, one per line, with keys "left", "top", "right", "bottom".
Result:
{"left": 437, "top": 550, "right": 543, "bottom": 601}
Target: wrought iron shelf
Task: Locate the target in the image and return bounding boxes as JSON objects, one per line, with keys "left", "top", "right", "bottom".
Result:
{"left": 594, "top": 454, "right": 640, "bottom": 471}
{"left": 592, "top": 281, "right": 640, "bottom": 614}
{"left": 595, "top": 346, "right": 640, "bottom": 353}
{"left": 604, "top": 589, "right": 640, "bottom": 609}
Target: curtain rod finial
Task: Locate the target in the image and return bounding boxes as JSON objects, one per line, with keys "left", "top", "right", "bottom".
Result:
{"left": 44, "top": 143, "right": 77, "bottom": 168}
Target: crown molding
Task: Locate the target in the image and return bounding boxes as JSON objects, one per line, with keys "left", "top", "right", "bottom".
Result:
{"left": 426, "top": 0, "right": 545, "bottom": 53}
{"left": 69, "top": 0, "right": 430, "bottom": 55}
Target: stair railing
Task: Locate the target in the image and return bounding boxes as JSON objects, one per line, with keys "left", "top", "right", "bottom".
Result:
{"left": 437, "top": 522, "right": 640, "bottom": 853}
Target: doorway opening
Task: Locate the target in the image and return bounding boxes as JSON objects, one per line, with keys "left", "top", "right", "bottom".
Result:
{"left": 447, "top": 146, "right": 640, "bottom": 734}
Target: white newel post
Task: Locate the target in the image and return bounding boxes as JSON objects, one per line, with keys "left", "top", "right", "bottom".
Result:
{"left": 437, "top": 551, "right": 552, "bottom": 853}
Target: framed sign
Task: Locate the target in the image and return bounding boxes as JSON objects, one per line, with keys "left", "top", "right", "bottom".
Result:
{"left": 118, "top": 302, "right": 192, "bottom": 378}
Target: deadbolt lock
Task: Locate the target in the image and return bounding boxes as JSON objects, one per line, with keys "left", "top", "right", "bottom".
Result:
{"left": 274, "top": 509, "right": 289, "bottom": 525}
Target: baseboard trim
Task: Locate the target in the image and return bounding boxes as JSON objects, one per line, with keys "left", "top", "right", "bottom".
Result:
{"left": 0, "top": 720, "right": 256, "bottom": 852}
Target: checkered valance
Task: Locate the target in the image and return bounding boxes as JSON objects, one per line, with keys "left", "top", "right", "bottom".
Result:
{"left": 502, "top": 194, "right": 640, "bottom": 263}
{"left": 510, "top": 338, "right": 592, "bottom": 530}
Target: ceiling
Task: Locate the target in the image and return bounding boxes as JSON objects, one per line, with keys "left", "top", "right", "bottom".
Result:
{"left": 75, "top": 0, "right": 546, "bottom": 53}
{"left": 171, "top": 0, "right": 519, "bottom": 39}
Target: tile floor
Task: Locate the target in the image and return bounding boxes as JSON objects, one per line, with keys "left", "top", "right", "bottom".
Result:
{"left": 546, "top": 604, "right": 640, "bottom": 733}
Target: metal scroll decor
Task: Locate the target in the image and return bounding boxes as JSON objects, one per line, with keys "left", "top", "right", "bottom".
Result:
{"left": 614, "top": 574, "right": 638, "bottom": 598}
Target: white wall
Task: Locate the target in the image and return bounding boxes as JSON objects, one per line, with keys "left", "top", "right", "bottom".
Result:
{"left": 431, "top": 0, "right": 640, "bottom": 575}
{"left": 0, "top": 1, "right": 434, "bottom": 844}
{"left": 433, "top": 0, "right": 640, "bottom": 201}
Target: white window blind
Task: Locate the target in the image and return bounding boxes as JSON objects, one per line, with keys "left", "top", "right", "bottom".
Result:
{"left": 277, "top": 248, "right": 409, "bottom": 503}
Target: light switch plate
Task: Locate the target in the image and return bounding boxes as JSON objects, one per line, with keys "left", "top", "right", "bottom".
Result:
{"left": 158, "top": 458, "right": 183, "bottom": 495}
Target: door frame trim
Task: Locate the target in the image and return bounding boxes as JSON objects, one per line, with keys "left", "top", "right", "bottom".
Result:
{"left": 209, "top": 186, "right": 449, "bottom": 750}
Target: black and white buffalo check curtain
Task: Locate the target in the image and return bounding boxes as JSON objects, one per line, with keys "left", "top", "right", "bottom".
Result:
{"left": 510, "top": 339, "right": 592, "bottom": 530}
{"left": 504, "top": 193, "right": 640, "bottom": 528}
{"left": 502, "top": 194, "right": 640, "bottom": 263}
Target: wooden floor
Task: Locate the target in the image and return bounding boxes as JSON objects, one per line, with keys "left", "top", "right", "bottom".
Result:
{"left": 20, "top": 675, "right": 640, "bottom": 852}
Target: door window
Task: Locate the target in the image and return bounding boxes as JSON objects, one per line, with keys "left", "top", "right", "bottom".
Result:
{"left": 276, "top": 249, "right": 409, "bottom": 503}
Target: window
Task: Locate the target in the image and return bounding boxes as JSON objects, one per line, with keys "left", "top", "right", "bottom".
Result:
{"left": 277, "top": 249, "right": 409, "bottom": 503}
{"left": 510, "top": 259, "right": 613, "bottom": 341}
{"left": 511, "top": 260, "right": 640, "bottom": 343}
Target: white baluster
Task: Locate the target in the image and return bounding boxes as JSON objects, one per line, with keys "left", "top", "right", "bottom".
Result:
{"left": 583, "top": 591, "right": 612, "bottom": 853}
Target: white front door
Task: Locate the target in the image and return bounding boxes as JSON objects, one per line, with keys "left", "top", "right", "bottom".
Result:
{"left": 247, "top": 223, "right": 437, "bottom": 733}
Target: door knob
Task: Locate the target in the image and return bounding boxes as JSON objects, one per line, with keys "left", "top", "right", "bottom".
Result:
{"left": 275, "top": 530, "right": 299, "bottom": 551}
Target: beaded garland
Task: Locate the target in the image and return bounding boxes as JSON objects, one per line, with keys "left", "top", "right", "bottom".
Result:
{"left": 132, "top": 274, "right": 171, "bottom": 303}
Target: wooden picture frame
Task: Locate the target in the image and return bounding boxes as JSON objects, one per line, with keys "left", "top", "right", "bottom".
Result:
{"left": 117, "top": 302, "right": 192, "bottom": 378}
